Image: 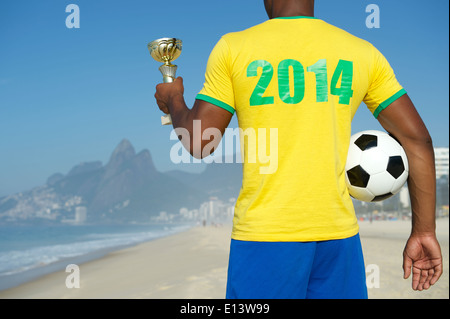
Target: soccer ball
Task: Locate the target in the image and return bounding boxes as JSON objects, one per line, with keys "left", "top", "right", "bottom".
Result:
{"left": 345, "top": 130, "right": 409, "bottom": 202}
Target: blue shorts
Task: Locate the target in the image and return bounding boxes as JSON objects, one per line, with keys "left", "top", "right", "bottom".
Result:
{"left": 226, "top": 234, "right": 368, "bottom": 299}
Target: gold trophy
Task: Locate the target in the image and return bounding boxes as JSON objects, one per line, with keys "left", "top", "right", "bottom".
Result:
{"left": 148, "top": 37, "right": 182, "bottom": 125}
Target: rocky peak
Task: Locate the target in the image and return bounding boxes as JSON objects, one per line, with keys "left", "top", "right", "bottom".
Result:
{"left": 105, "top": 139, "right": 136, "bottom": 174}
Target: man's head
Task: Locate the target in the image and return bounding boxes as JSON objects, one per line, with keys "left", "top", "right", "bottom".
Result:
{"left": 264, "top": 0, "right": 315, "bottom": 19}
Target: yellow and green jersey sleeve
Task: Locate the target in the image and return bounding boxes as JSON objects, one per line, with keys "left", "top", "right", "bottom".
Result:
{"left": 364, "top": 44, "right": 406, "bottom": 117}
{"left": 197, "top": 37, "right": 236, "bottom": 115}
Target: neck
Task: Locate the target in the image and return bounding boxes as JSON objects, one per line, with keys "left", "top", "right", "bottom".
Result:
{"left": 270, "top": 0, "right": 314, "bottom": 19}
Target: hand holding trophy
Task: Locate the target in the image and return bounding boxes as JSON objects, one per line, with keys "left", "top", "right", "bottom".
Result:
{"left": 148, "top": 38, "right": 182, "bottom": 125}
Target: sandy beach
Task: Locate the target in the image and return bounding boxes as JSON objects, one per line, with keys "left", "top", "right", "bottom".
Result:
{"left": 0, "top": 218, "right": 448, "bottom": 299}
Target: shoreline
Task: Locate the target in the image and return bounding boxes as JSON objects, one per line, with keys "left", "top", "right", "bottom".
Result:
{"left": 0, "top": 218, "right": 447, "bottom": 299}
{"left": 0, "top": 223, "right": 233, "bottom": 299}
{"left": 0, "top": 242, "right": 137, "bottom": 292}
{"left": 0, "top": 223, "right": 194, "bottom": 292}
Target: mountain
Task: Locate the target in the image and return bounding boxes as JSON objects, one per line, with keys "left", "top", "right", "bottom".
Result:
{"left": 0, "top": 139, "right": 242, "bottom": 224}
{"left": 167, "top": 161, "right": 242, "bottom": 200}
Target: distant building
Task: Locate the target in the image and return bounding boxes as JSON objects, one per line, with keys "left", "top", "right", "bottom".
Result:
{"left": 75, "top": 206, "right": 87, "bottom": 224}
{"left": 399, "top": 186, "right": 410, "bottom": 209}
{"left": 435, "top": 147, "right": 449, "bottom": 179}
{"left": 397, "top": 148, "right": 449, "bottom": 211}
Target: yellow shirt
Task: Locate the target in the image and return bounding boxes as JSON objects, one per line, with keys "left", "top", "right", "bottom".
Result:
{"left": 197, "top": 17, "right": 406, "bottom": 242}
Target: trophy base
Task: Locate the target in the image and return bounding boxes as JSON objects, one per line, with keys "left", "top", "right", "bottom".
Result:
{"left": 159, "top": 64, "right": 176, "bottom": 125}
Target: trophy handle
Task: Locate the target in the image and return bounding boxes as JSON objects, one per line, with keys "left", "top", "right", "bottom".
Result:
{"left": 159, "top": 65, "right": 177, "bottom": 125}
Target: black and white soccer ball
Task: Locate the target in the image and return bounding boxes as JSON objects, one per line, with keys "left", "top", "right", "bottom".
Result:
{"left": 345, "top": 130, "right": 409, "bottom": 202}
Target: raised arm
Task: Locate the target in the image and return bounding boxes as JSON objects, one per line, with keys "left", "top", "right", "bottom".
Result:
{"left": 377, "top": 94, "right": 443, "bottom": 290}
{"left": 154, "top": 77, "right": 233, "bottom": 158}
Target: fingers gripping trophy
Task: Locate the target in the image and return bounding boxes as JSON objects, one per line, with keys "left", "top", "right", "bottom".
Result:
{"left": 148, "top": 38, "right": 182, "bottom": 125}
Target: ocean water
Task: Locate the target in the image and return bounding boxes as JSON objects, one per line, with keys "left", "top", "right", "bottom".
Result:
{"left": 0, "top": 223, "right": 192, "bottom": 291}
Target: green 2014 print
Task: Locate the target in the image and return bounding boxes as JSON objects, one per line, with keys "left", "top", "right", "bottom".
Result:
{"left": 247, "top": 59, "right": 354, "bottom": 106}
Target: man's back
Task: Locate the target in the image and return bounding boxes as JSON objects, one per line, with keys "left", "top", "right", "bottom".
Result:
{"left": 197, "top": 16, "right": 405, "bottom": 241}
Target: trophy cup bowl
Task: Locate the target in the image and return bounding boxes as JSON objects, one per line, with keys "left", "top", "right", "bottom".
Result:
{"left": 148, "top": 38, "right": 182, "bottom": 125}
{"left": 148, "top": 38, "right": 182, "bottom": 66}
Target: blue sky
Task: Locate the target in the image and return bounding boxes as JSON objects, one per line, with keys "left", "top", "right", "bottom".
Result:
{"left": 0, "top": 0, "right": 448, "bottom": 197}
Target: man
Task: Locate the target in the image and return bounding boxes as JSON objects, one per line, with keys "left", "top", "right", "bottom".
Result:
{"left": 154, "top": 0, "right": 442, "bottom": 298}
